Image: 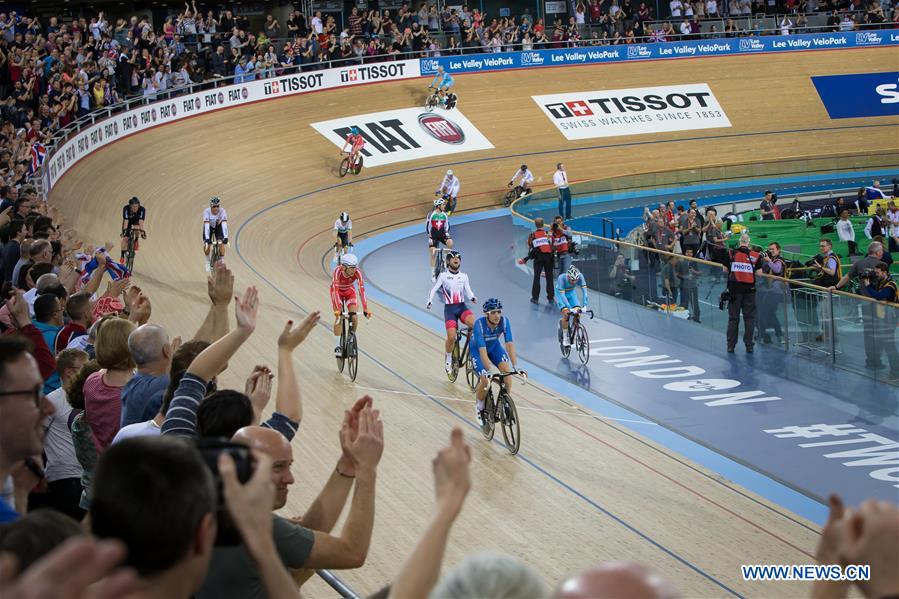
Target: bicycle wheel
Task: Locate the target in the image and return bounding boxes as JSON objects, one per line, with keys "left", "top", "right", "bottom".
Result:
{"left": 481, "top": 391, "right": 495, "bottom": 440}
{"left": 558, "top": 326, "right": 571, "bottom": 358}
{"left": 575, "top": 324, "right": 590, "bottom": 364}
{"left": 463, "top": 340, "right": 477, "bottom": 391}
{"left": 353, "top": 154, "right": 364, "bottom": 175}
{"left": 503, "top": 189, "right": 517, "bottom": 207}
{"left": 125, "top": 236, "right": 136, "bottom": 273}
{"left": 448, "top": 336, "right": 460, "bottom": 382}
{"left": 433, "top": 248, "right": 444, "bottom": 280}
{"left": 339, "top": 157, "right": 350, "bottom": 177}
{"left": 347, "top": 331, "right": 358, "bottom": 381}
{"left": 499, "top": 391, "right": 521, "bottom": 455}
{"left": 210, "top": 243, "right": 220, "bottom": 269}
{"left": 336, "top": 327, "right": 346, "bottom": 373}
{"left": 425, "top": 94, "right": 438, "bottom": 112}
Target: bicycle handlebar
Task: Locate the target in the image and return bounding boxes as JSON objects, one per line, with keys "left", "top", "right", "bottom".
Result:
{"left": 489, "top": 369, "right": 526, "bottom": 382}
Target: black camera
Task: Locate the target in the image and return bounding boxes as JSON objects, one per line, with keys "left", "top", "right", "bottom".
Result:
{"left": 860, "top": 267, "right": 876, "bottom": 281}
{"left": 804, "top": 255, "right": 823, "bottom": 267}
{"left": 195, "top": 437, "right": 254, "bottom": 546}
{"left": 718, "top": 290, "right": 732, "bottom": 311}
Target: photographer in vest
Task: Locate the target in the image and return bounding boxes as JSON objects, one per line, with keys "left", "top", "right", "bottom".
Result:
{"left": 520, "top": 218, "right": 555, "bottom": 305}
{"left": 756, "top": 242, "right": 787, "bottom": 345}
{"left": 859, "top": 262, "right": 899, "bottom": 373}
{"left": 808, "top": 238, "right": 841, "bottom": 345}
{"left": 723, "top": 233, "right": 759, "bottom": 353}
{"left": 551, "top": 216, "right": 574, "bottom": 273}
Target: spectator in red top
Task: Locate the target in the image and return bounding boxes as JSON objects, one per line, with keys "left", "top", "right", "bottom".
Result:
{"left": 83, "top": 317, "right": 135, "bottom": 454}
{"left": 56, "top": 293, "right": 93, "bottom": 352}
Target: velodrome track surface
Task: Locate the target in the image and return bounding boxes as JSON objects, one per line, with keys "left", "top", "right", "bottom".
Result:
{"left": 51, "top": 48, "right": 898, "bottom": 596}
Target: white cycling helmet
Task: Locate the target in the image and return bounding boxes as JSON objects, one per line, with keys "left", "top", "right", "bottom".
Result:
{"left": 434, "top": 198, "right": 446, "bottom": 208}
{"left": 340, "top": 254, "right": 358, "bottom": 267}
{"left": 446, "top": 169, "right": 454, "bottom": 176}
{"left": 567, "top": 265, "right": 581, "bottom": 280}
{"left": 340, "top": 211, "right": 349, "bottom": 222}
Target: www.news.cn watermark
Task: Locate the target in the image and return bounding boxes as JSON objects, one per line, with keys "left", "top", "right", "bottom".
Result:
{"left": 742, "top": 564, "right": 870, "bottom": 582}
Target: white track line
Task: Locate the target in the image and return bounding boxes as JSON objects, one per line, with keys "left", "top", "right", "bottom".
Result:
{"left": 349, "top": 384, "right": 657, "bottom": 425}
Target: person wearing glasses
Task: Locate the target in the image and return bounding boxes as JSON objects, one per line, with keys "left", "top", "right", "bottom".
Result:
{"left": 471, "top": 298, "right": 518, "bottom": 429}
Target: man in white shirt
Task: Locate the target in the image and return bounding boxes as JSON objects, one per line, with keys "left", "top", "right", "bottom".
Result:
{"left": 509, "top": 164, "right": 534, "bottom": 197}
{"left": 886, "top": 200, "right": 899, "bottom": 253}
{"left": 554, "top": 163, "right": 571, "bottom": 219}
{"left": 33, "top": 349, "right": 88, "bottom": 520}
{"left": 679, "top": 18, "right": 691, "bottom": 36}
{"left": 311, "top": 11, "right": 323, "bottom": 34}
{"left": 436, "top": 170, "right": 461, "bottom": 214}
{"left": 836, "top": 209, "right": 857, "bottom": 256}
{"left": 670, "top": 0, "right": 684, "bottom": 16}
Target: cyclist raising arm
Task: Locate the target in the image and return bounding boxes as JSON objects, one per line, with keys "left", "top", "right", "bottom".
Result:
{"left": 555, "top": 265, "right": 589, "bottom": 347}
{"left": 435, "top": 169, "right": 461, "bottom": 215}
{"left": 341, "top": 126, "right": 366, "bottom": 170}
{"left": 426, "top": 250, "right": 477, "bottom": 374}
{"left": 426, "top": 198, "right": 454, "bottom": 281}
{"left": 329, "top": 253, "right": 371, "bottom": 356}
{"left": 120, "top": 196, "right": 146, "bottom": 263}
{"left": 203, "top": 197, "right": 229, "bottom": 269}
{"left": 471, "top": 298, "right": 519, "bottom": 429}
{"left": 508, "top": 164, "right": 534, "bottom": 198}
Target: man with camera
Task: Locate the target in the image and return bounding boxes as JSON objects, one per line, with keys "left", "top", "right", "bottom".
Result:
{"left": 831, "top": 241, "right": 886, "bottom": 291}
{"left": 756, "top": 242, "right": 786, "bottom": 344}
{"left": 722, "top": 233, "right": 759, "bottom": 353}
{"left": 859, "top": 262, "right": 898, "bottom": 373}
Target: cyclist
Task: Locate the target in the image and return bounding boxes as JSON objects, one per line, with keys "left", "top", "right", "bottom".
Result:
{"left": 203, "top": 196, "right": 229, "bottom": 270}
{"left": 120, "top": 196, "right": 146, "bottom": 264}
{"left": 508, "top": 164, "right": 534, "bottom": 198}
{"left": 334, "top": 211, "right": 353, "bottom": 258}
{"left": 341, "top": 126, "right": 366, "bottom": 171}
{"left": 555, "top": 265, "right": 589, "bottom": 348}
{"left": 435, "top": 169, "right": 461, "bottom": 215}
{"left": 428, "top": 65, "right": 455, "bottom": 106}
{"left": 426, "top": 250, "right": 477, "bottom": 374}
{"left": 329, "top": 253, "right": 372, "bottom": 357}
{"left": 471, "top": 298, "right": 519, "bottom": 429}
{"left": 426, "top": 198, "right": 454, "bottom": 282}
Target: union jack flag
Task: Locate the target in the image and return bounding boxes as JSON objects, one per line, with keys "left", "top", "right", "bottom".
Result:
{"left": 28, "top": 142, "right": 46, "bottom": 175}
{"left": 79, "top": 249, "right": 130, "bottom": 286}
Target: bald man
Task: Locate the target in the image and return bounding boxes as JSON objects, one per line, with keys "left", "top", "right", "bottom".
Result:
{"left": 121, "top": 324, "right": 173, "bottom": 427}
{"left": 555, "top": 561, "right": 680, "bottom": 599}
{"left": 198, "top": 412, "right": 384, "bottom": 599}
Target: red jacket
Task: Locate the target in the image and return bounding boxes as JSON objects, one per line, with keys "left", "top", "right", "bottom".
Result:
{"left": 3, "top": 324, "right": 57, "bottom": 381}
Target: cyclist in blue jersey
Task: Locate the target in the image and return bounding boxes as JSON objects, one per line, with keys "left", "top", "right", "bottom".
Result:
{"left": 471, "top": 298, "right": 519, "bottom": 428}
{"left": 428, "top": 66, "right": 455, "bottom": 107}
{"left": 555, "top": 265, "right": 589, "bottom": 348}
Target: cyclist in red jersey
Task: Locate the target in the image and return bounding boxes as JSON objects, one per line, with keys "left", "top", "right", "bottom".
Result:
{"left": 329, "top": 253, "right": 372, "bottom": 355}
{"left": 341, "top": 126, "right": 366, "bottom": 170}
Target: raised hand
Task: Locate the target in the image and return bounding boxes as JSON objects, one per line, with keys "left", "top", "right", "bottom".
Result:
{"left": 234, "top": 286, "right": 259, "bottom": 333}
{"left": 7, "top": 290, "right": 31, "bottom": 329}
{"left": 207, "top": 262, "right": 234, "bottom": 306}
{"left": 244, "top": 364, "right": 274, "bottom": 416}
{"left": 346, "top": 405, "right": 384, "bottom": 473}
{"left": 432, "top": 427, "right": 471, "bottom": 514}
{"left": 277, "top": 311, "right": 320, "bottom": 352}
{"left": 338, "top": 396, "right": 373, "bottom": 476}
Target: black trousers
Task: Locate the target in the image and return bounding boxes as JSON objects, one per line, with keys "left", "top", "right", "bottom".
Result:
{"left": 727, "top": 291, "right": 756, "bottom": 350}
{"left": 681, "top": 287, "right": 699, "bottom": 320}
{"left": 532, "top": 253, "right": 554, "bottom": 302}
{"left": 28, "top": 477, "right": 86, "bottom": 521}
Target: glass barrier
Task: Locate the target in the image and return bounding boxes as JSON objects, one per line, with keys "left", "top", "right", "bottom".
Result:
{"left": 511, "top": 161, "right": 899, "bottom": 386}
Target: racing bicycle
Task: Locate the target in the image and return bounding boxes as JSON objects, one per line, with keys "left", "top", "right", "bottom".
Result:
{"left": 425, "top": 87, "right": 444, "bottom": 112}
{"left": 504, "top": 185, "right": 530, "bottom": 207}
{"left": 335, "top": 302, "right": 359, "bottom": 381}
{"left": 122, "top": 228, "right": 145, "bottom": 273}
{"left": 479, "top": 370, "right": 525, "bottom": 455}
{"left": 207, "top": 231, "right": 223, "bottom": 272}
{"left": 339, "top": 152, "right": 364, "bottom": 177}
{"left": 559, "top": 308, "right": 593, "bottom": 364}
{"left": 432, "top": 246, "right": 446, "bottom": 282}
{"left": 448, "top": 326, "right": 477, "bottom": 389}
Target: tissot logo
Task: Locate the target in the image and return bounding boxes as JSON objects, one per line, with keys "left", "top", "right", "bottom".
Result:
{"left": 339, "top": 63, "right": 408, "bottom": 83}
{"left": 262, "top": 73, "right": 325, "bottom": 96}
{"left": 341, "top": 69, "right": 359, "bottom": 82}
{"left": 418, "top": 113, "right": 465, "bottom": 144}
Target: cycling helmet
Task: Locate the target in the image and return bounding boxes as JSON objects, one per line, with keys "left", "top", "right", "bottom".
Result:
{"left": 350, "top": 126, "right": 360, "bottom": 135}
{"left": 446, "top": 169, "right": 453, "bottom": 176}
{"left": 209, "top": 196, "right": 221, "bottom": 207}
{"left": 128, "top": 196, "right": 140, "bottom": 205}
{"left": 434, "top": 198, "right": 446, "bottom": 208}
{"left": 340, "top": 211, "right": 349, "bottom": 222}
{"left": 482, "top": 298, "right": 503, "bottom": 312}
{"left": 445, "top": 250, "right": 461, "bottom": 265}
{"left": 567, "top": 265, "right": 581, "bottom": 281}
{"left": 340, "top": 253, "right": 358, "bottom": 267}
{"left": 520, "top": 164, "right": 528, "bottom": 170}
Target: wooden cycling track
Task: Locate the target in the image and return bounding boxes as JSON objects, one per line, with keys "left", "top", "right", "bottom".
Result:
{"left": 52, "top": 47, "right": 897, "bottom": 597}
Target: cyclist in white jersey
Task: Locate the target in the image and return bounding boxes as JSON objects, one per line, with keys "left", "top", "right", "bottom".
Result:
{"left": 203, "top": 196, "right": 229, "bottom": 265}
{"left": 435, "top": 169, "right": 461, "bottom": 215}
{"left": 334, "top": 211, "right": 353, "bottom": 258}
{"left": 426, "top": 250, "right": 477, "bottom": 373}
{"left": 508, "top": 164, "right": 534, "bottom": 197}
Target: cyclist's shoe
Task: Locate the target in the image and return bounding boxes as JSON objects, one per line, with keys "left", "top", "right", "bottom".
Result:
{"left": 562, "top": 333, "right": 572, "bottom": 348}
{"left": 205, "top": 261, "right": 211, "bottom": 273}
{"left": 476, "top": 406, "right": 486, "bottom": 429}
{"left": 334, "top": 346, "right": 343, "bottom": 357}
{"left": 444, "top": 355, "right": 453, "bottom": 373}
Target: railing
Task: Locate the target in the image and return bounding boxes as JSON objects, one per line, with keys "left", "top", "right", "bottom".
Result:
{"left": 510, "top": 155, "right": 899, "bottom": 386}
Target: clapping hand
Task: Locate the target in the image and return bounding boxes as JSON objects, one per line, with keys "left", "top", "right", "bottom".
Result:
{"left": 234, "top": 286, "right": 259, "bottom": 333}
{"left": 338, "top": 396, "right": 373, "bottom": 477}
{"left": 342, "top": 401, "right": 384, "bottom": 474}
{"left": 277, "top": 312, "right": 320, "bottom": 352}
{"left": 207, "top": 262, "right": 234, "bottom": 307}
{"left": 7, "top": 290, "right": 30, "bottom": 329}
{"left": 245, "top": 365, "right": 274, "bottom": 416}
{"left": 432, "top": 427, "right": 471, "bottom": 515}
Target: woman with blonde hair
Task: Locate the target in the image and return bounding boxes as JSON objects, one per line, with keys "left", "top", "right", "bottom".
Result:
{"left": 83, "top": 317, "right": 136, "bottom": 454}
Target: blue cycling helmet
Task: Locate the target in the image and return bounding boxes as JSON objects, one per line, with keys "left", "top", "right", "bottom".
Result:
{"left": 350, "top": 126, "right": 360, "bottom": 135}
{"left": 482, "top": 298, "right": 503, "bottom": 312}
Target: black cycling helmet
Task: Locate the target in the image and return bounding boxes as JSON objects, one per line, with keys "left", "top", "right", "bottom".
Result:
{"left": 445, "top": 250, "right": 461, "bottom": 265}
{"left": 520, "top": 164, "right": 527, "bottom": 170}
{"left": 129, "top": 197, "right": 140, "bottom": 205}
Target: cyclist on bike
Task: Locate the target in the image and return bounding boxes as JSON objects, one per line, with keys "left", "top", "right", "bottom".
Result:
{"left": 120, "top": 196, "right": 146, "bottom": 264}
{"left": 426, "top": 198, "right": 454, "bottom": 282}
{"left": 508, "top": 164, "right": 534, "bottom": 198}
{"left": 341, "top": 126, "right": 366, "bottom": 170}
{"left": 329, "top": 253, "right": 371, "bottom": 357}
{"left": 334, "top": 211, "right": 353, "bottom": 258}
{"left": 471, "top": 298, "right": 519, "bottom": 428}
{"left": 203, "top": 196, "right": 229, "bottom": 270}
{"left": 435, "top": 170, "right": 461, "bottom": 215}
{"left": 427, "top": 250, "right": 477, "bottom": 374}
{"left": 555, "top": 265, "right": 589, "bottom": 348}
{"left": 428, "top": 65, "right": 455, "bottom": 106}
